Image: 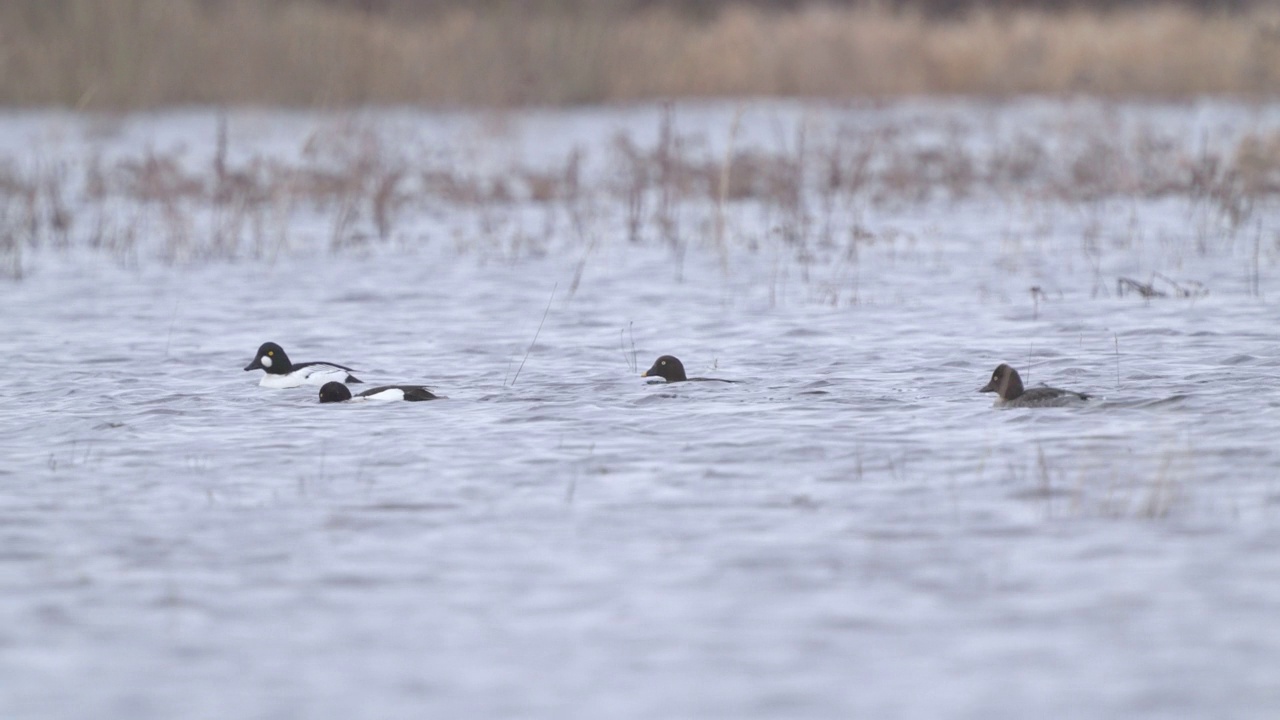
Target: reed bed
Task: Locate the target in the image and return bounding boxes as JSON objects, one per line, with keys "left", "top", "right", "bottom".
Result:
{"left": 2, "top": 0, "right": 1278, "bottom": 108}
{"left": 1, "top": 107, "right": 1277, "bottom": 277}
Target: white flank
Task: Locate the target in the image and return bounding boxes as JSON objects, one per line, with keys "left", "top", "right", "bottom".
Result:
{"left": 259, "top": 373, "right": 304, "bottom": 389}
{"left": 364, "top": 388, "right": 406, "bottom": 402}
{"left": 297, "top": 365, "right": 350, "bottom": 386}
{"left": 258, "top": 365, "right": 348, "bottom": 388}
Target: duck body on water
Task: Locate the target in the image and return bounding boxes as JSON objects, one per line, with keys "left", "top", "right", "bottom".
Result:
{"left": 641, "top": 355, "right": 737, "bottom": 384}
{"left": 318, "top": 382, "right": 439, "bottom": 403}
{"left": 244, "top": 341, "right": 362, "bottom": 388}
{"left": 979, "top": 363, "right": 1090, "bottom": 408}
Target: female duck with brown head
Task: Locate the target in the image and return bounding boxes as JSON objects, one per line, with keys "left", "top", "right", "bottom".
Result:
{"left": 980, "top": 363, "right": 1089, "bottom": 407}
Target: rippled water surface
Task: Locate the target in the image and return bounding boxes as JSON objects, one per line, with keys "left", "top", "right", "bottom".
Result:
{"left": 2, "top": 101, "right": 1280, "bottom": 719}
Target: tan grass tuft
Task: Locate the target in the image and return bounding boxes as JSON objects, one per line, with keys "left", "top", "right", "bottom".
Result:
{"left": 1, "top": 1, "right": 1278, "bottom": 107}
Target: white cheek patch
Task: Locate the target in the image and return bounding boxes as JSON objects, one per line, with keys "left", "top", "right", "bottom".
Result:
{"left": 260, "top": 355, "right": 273, "bottom": 368}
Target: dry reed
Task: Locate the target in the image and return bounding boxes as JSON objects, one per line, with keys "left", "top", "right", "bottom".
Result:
{"left": 2, "top": 0, "right": 1278, "bottom": 109}
{"left": 2, "top": 105, "right": 1277, "bottom": 277}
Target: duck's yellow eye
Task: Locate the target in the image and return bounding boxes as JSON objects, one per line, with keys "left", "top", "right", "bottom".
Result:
{"left": 268, "top": 351, "right": 274, "bottom": 356}
{"left": 661, "top": 360, "right": 666, "bottom": 365}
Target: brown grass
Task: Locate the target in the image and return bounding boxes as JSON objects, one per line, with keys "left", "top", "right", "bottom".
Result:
{"left": 2, "top": 0, "right": 1278, "bottom": 108}
{"left": 2, "top": 106, "right": 1278, "bottom": 278}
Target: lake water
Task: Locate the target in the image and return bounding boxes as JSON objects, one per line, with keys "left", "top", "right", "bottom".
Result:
{"left": 2, "top": 100, "right": 1280, "bottom": 719}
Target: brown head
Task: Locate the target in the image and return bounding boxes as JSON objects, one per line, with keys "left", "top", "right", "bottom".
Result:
{"left": 979, "top": 363, "right": 1024, "bottom": 401}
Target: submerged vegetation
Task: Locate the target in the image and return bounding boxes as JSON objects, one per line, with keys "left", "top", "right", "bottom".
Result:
{"left": 1, "top": 0, "right": 1279, "bottom": 108}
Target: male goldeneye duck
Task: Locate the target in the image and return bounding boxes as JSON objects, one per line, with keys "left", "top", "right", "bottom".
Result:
{"left": 641, "top": 355, "right": 736, "bottom": 383}
{"left": 318, "top": 381, "right": 438, "bottom": 403}
{"left": 243, "top": 341, "right": 362, "bottom": 388}
{"left": 980, "top": 363, "right": 1089, "bottom": 407}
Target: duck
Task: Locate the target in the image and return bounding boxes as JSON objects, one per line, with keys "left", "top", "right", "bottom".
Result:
{"left": 319, "top": 381, "right": 439, "bottom": 403}
{"left": 980, "top": 363, "right": 1089, "bottom": 407}
{"left": 243, "top": 341, "right": 362, "bottom": 388}
{"left": 641, "top": 355, "right": 736, "bottom": 383}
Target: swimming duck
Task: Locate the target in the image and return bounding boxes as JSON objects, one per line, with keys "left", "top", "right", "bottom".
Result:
{"left": 980, "top": 363, "right": 1089, "bottom": 407}
{"left": 641, "top": 355, "right": 736, "bottom": 383}
{"left": 319, "top": 381, "right": 439, "bottom": 403}
{"left": 244, "top": 341, "right": 362, "bottom": 388}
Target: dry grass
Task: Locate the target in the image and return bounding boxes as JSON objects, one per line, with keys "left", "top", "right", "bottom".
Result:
{"left": 2, "top": 107, "right": 1278, "bottom": 278}
{"left": 2, "top": 0, "right": 1279, "bottom": 108}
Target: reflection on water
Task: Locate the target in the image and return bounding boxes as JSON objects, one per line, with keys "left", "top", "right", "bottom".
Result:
{"left": 1, "top": 102, "right": 1280, "bottom": 719}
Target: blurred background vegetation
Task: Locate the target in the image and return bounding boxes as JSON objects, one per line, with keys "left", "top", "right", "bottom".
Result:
{"left": 2, "top": 0, "right": 1278, "bottom": 107}
{"left": 203, "top": 0, "right": 1264, "bottom": 15}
